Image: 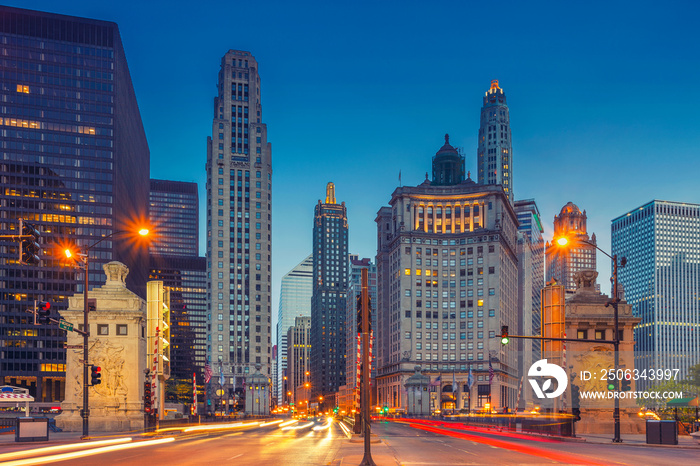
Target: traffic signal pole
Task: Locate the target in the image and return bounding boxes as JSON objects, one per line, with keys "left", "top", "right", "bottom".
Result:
{"left": 359, "top": 268, "right": 376, "bottom": 466}
{"left": 82, "top": 253, "right": 90, "bottom": 439}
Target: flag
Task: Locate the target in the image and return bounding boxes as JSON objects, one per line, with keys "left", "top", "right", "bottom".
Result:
{"left": 219, "top": 364, "right": 225, "bottom": 387}
{"left": 204, "top": 364, "right": 213, "bottom": 384}
{"left": 398, "top": 170, "right": 402, "bottom": 186}
{"left": 467, "top": 366, "right": 474, "bottom": 390}
{"left": 452, "top": 370, "right": 456, "bottom": 394}
{"left": 489, "top": 360, "right": 494, "bottom": 385}
{"left": 430, "top": 375, "right": 441, "bottom": 387}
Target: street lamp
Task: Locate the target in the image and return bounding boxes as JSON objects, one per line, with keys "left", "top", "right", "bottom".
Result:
{"left": 64, "top": 227, "right": 149, "bottom": 439}
{"left": 556, "top": 236, "right": 626, "bottom": 443}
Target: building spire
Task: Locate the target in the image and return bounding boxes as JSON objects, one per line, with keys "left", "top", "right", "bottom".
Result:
{"left": 445, "top": 133, "right": 449, "bottom": 144}
{"left": 325, "top": 182, "right": 336, "bottom": 204}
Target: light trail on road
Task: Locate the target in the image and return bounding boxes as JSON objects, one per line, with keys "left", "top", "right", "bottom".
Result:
{"left": 406, "top": 422, "right": 608, "bottom": 465}
{"left": 0, "top": 437, "right": 175, "bottom": 466}
{"left": 0, "top": 437, "right": 133, "bottom": 462}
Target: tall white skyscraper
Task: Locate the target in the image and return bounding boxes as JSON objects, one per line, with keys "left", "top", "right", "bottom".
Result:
{"left": 477, "top": 80, "right": 513, "bottom": 203}
{"left": 611, "top": 200, "right": 700, "bottom": 390}
{"left": 206, "top": 51, "right": 273, "bottom": 396}
{"left": 276, "top": 255, "right": 313, "bottom": 403}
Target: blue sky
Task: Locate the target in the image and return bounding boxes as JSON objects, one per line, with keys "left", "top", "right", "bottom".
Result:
{"left": 10, "top": 0, "right": 700, "bottom": 337}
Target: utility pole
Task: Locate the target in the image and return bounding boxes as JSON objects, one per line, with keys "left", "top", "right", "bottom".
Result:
{"left": 359, "top": 268, "right": 375, "bottom": 466}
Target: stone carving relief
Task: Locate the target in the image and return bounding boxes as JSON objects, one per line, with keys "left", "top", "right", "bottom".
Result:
{"left": 574, "top": 270, "right": 598, "bottom": 290}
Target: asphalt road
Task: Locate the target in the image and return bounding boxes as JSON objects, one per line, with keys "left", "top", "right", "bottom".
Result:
{"left": 2, "top": 418, "right": 698, "bottom": 465}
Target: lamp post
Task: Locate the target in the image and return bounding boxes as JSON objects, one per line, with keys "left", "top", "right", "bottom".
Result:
{"left": 65, "top": 228, "right": 149, "bottom": 439}
{"left": 556, "top": 236, "right": 625, "bottom": 443}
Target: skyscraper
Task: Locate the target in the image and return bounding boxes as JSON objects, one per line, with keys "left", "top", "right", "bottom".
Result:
{"left": 514, "top": 199, "right": 544, "bottom": 404}
{"left": 344, "top": 256, "right": 377, "bottom": 411}
{"left": 149, "top": 179, "right": 199, "bottom": 256}
{"left": 310, "top": 182, "right": 348, "bottom": 401}
{"left": 376, "top": 135, "right": 519, "bottom": 412}
{"left": 0, "top": 6, "right": 149, "bottom": 401}
{"left": 477, "top": 80, "right": 513, "bottom": 203}
{"left": 545, "top": 202, "right": 597, "bottom": 292}
{"left": 276, "top": 254, "right": 313, "bottom": 403}
{"left": 206, "top": 50, "right": 273, "bottom": 393}
{"left": 611, "top": 200, "right": 700, "bottom": 390}
{"left": 148, "top": 179, "right": 206, "bottom": 388}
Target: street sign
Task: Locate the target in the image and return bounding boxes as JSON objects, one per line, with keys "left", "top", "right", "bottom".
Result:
{"left": 65, "top": 344, "right": 83, "bottom": 349}
{"left": 58, "top": 320, "right": 74, "bottom": 332}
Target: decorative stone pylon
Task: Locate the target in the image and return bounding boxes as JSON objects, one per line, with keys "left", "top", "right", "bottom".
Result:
{"left": 56, "top": 262, "right": 147, "bottom": 432}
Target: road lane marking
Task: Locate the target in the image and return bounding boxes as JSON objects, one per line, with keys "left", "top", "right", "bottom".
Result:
{"left": 227, "top": 454, "right": 243, "bottom": 460}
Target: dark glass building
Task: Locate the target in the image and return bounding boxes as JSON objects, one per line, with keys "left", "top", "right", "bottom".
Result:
{"left": 149, "top": 256, "right": 207, "bottom": 386}
{"left": 148, "top": 178, "right": 206, "bottom": 395}
{"left": 149, "top": 179, "right": 199, "bottom": 257}
{"left": 310, "top": 182, "right": 348, "bottom": 401}
{"left": 0, "top": 6, "right": 149, "bottom": 401}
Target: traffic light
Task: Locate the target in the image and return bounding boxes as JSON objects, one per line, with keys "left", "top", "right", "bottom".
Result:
{"left": 621, "top": 376, "right": 631, "bottom": 392}
{"left": 367, "top": 296, "right": 372, "bottom": 333}
{"left": 500, "top": 326, "right": 509, "bottom": 345}
{"left": 37, "top": 301, "right": 51, "bottom": 325}
{"left": 607, "top": 378, "right": 618, "bottom": 391}
{"left": 90, "top": 365, "right": 102, "bottom": 386}
{"left": 144, "top": 381, "right": 152, "bottom": 413}
{"left": 19, "top": 220, "right": 41, "bottom": 265}
{"left": 572, "top": 407, "right": 581, "bottom": 422}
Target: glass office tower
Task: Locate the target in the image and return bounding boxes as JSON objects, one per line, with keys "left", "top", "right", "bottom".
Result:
{"left": 611, "top": 200, "right": 700, "bottom": 390}
{"left": 0, "top": 6, "right": 149, "bottom": 401}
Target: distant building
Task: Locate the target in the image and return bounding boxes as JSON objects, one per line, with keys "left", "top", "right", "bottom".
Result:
{"left": 206, "top": 50, "right": 273, "bottom": 396}
{"left": 149, "top": 180, "right": 199, "bottom": 256}
{"left": 477, "top": 80, "right": 513, "bottom": 203}
{"left": 514, "top": 199, "right": 544, "bottom": 407}
{"left": 376, "top": 135, "right": 519, "bottom": 413}
{"left": 611, "top": 200, "right": 700, "bottom": 390}
{"left": 276, "top": 255, "right": 313, "bottom": 403}
{"left": 287, "top": 316, "right": 311, "bottom": 407}
{"left": 148, "top": 178, "right": 206, "bottom": 390}
{"left": 341, "top": 256, "right": 377, "bottom": 413}
{"left": 545, "top": 202, "right": 597, "bottom": 292}
{"left": 310, "top": 183, "right": 349, "bottom": 402}
{"left": 148, "top": 256, "right": 207, "bottom": 383}
{"left": 0, "top": 6, "right": 149, "bottom": 401}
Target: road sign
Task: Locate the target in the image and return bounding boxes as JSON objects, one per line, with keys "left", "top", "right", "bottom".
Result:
{"left": 58, "top": 320, "right": 74, "bottom": 332}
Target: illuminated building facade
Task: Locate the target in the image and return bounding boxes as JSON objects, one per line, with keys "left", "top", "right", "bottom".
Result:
{"left": 276, "top": 254, "right": 312, "bottom": 403}
{"left": 611, "top": 200, "right": 700, "bottom": 390}
{"left": 0, "top": 6, "right": 149, "bottom": 401}
{"left": 310, "top": 182, "right": 348, "bottom": 400}
{"left": 376, "top": 135, "right": 519, "bottom": 412}
{"left": 477, "top": 80, "right": 513, "bottom": 203}
{"left": 545, "top": 202, "right": 597, "bottom": 292}
{"left": 205, "top": 50, "right": 273, "bottom": 393}
{"left": 287, "top": 316, "right": 311, "bottom": 405}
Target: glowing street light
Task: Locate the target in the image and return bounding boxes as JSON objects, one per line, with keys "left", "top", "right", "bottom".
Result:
{"left": 64, "top": 227, "right": 151, "bottom": 439}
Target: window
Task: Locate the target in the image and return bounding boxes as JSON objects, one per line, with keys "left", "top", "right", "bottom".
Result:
{"left": 577, "top": 329, "right": 588, "bottom": 339}
{"left": 595, "top": 330, "right": 605, "bottom": 340}
{"left": 97, "top": 324, "right": 109, "bottom": 336}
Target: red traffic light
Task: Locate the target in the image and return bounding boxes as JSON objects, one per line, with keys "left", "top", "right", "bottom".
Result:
{"left": 39, "top": 301, "right": 50, "bottom": 311}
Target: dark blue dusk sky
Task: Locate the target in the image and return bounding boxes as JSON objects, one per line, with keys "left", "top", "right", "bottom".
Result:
{"left": 8, "top": 1, "right": 700, "bottom": 335}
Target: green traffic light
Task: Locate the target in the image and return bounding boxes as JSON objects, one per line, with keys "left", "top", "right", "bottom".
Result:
{"left": 500, "top": 336, "right": 509, "bottom": 345}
